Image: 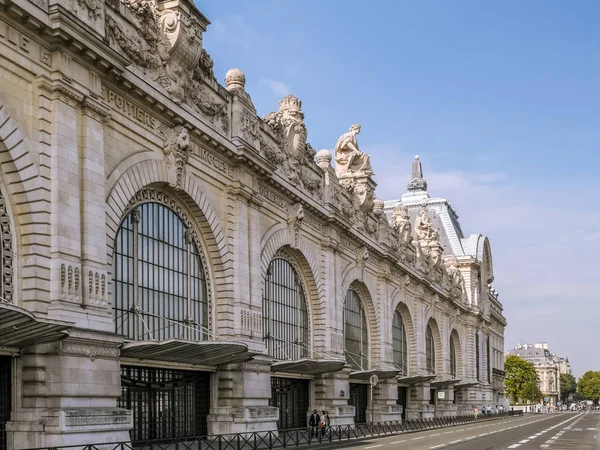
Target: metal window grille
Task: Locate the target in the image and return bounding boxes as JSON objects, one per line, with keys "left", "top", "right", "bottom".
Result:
{"left": 269, "top": 377, "right": 309, "bottom": 430}
{"left": 113, "top": 202, "right": 208, "bottom": 341}
{"left": 263, "top": 255, "right": 309, "bottom": 360}
{"left": 392, "top": 311, "right": 407, "bottom": 374}
{"left": 118, "top": 366, "right": 210, "bottom": 442}
{"left": 344, "top": 289, "right": 368, "bottom": 370}
{"left": 426, "top": 325, "right": 435, "bottom": 374}
{"left": 450, "top": 336, "right": 456, "bottom": 377}
{"left": 0, "top": 357, "right": 11, "bottom": 450}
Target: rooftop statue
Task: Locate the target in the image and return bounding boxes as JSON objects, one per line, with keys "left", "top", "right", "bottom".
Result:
{"left": 333, "top": 124, "right": 373, "bottom": 179}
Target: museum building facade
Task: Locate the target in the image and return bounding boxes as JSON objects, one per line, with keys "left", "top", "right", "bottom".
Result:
{"left": 0, "top": 0, "right": 507, "bottom": 448}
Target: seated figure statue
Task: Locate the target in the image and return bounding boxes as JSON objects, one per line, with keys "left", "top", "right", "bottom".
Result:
{"left": 334, "top": 124, "right": 373, "bottom": 179}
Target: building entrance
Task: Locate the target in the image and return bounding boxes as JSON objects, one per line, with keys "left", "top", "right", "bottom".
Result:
{"left": 396, "top": 387, "right": 407, "bottom": 420}
{"left": 269, "top": 377, "right": 309, "bottom": 430}
{"left": 349, "top": 383, "right": 368, "bottom": 423}
{"left": 118, "top": 366, "right": 210, "bottom": 442}
{"left": 0, "top": 357, "right": 10, "bottom": 450}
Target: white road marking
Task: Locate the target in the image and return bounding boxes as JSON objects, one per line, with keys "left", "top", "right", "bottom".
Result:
{"left": 479, "top": 433, "right": 489, "bottom": 436}
{"left": 430, "top": 433, "right": 440, "bottom": 436}
{"left": 430, "top": 445, "right": 445, "bottom": 449}
{"left": 507, "top": 445, "right": 521, "bottom": 449}
{"left": 412, "top": 436, "right": 425, "bottom": 440}
{"left": 364, "top": 445, "right": 382, "bottom": 449}
{"left": 449, "top": 439, "right": 462, "bottom": 444}
{"left": 540, "top": 445, "right": 549, "bottom": 449}
{"left": 518, "top": 440, "right": 529, "bottom": 444}
{"left": 390, "top": 440, "right": 406, "bottom": 444}
{"left": 444, "top": 430, "right": 454, "bottom": 434}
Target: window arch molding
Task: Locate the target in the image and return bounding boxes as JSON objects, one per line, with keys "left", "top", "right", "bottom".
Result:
{"left": 391, "top": 302, "right": 415, "bottom": 375}
{"left": 425, "top": 317, "right": 443, "bottom": 375}
{"left": 0, "top": 183, "right": 14, "bottom": 304}
{"left": 113, "top": 188, "right": 213, "bottom": 339}
{"left": 343, "top": 281, "right": 373, "bottom": 370}
{"left": 449, "top": 329, "right": 463, "bottom": 378}
{"left": 262, "top": 248, "right": 313, "bottom": 360}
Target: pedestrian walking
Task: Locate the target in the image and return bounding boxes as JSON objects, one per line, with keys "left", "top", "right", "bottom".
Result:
{"left": 309, "top": 409, "right": 320, "bottom": 437}
{"left": 321, "top": 410, "right": 330, "bottom": 435}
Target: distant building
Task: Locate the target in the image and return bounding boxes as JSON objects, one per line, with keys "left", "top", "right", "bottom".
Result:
{"left": 505, "top": 342, "right": 569, "bottom": 405}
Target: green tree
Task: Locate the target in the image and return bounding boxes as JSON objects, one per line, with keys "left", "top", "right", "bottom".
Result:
{"left": 577, "top": 371, "right": 600, "bottom": 402}
{"left": 560, "top": 373, "right": 577, "bottom": 403}
{"left": 521, "top": 380, "right": 543, "bottom": 403}
{"left": 504, "top": 355, "right": 539, "bottom": 403}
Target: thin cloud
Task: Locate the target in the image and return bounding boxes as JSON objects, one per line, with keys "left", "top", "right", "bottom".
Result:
{"left": 260, "top": 79, "right": 292, "bottom": 97}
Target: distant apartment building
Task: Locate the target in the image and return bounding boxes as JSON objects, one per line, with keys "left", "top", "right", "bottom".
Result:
{"left": 505, "top": 342, "right": 570, "bottom": 405}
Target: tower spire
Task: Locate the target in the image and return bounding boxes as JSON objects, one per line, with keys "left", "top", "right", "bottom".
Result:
{"left": 407, "top": 155, "right": 428, "bottom": 191}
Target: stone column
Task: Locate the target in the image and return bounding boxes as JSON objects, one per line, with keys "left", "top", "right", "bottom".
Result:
{"left": 409, "top": 383, "right": 433, "bottom": 419}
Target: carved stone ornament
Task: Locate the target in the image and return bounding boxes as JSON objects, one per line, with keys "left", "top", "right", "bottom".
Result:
{"left": 286, "top": 203, "right": 304, "bottom": 249}
{"left": 444, "top": 259, "right": 465, "bottom": 300}
{"left": 54, "top": 341, "right": 120, "bottom": 361}
{"left": 159, "top": 125, "right": 190, "bottom": 190}
{"left": 106, "top": 2, "right": 229, "bottom": 132}
{"left": 77, "top": 0, "right": 102, "bottom": 19}
{"left": 356, "top": 246, "right": 369, "bottom": 281}
{"left": 390, "top": 203, "right": 412, "bottom": 246}
{"left": 261, "top": 95, "right": 322, "bottom": 198}
{"left": 333, "top": 124, "right": 373, "bottom": 179}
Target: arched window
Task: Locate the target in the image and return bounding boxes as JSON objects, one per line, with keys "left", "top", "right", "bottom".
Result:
{"left": 426, "top": 325, "right": 435, "bottom": 374}
{"left": 392, "top": 311, "right": 407, "bottom": 373}
{"left": 344, "top": 288, "right": 368, "bottom": 370}
{"left": 450, "top": 335, "right": 457, "bottom": 377}
{"left": 263, "top": 251, "right": 309, "bottom": 360}
{"left": 113, "top": 202, "right": 209, "bottom": 341}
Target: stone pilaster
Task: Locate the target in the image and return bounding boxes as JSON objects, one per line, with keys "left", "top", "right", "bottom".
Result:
{"left": 79, "top": 96, "right": 111, "bottom": 330}
{"left": 313, "top": 368, "right": 355, "bottom": 426}
{"left": 371, "top": 379, "right": 402, "bottom": 422}
{"left": 209, "top": 356, "right": 278, "bottom": 435}
{"left": 8, "top": 330, "right": 130, "bottom": 448}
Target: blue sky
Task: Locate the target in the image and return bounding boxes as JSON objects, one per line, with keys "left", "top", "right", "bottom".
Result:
{"left": 198, "top": 1, "right": 600, "bottom": 377}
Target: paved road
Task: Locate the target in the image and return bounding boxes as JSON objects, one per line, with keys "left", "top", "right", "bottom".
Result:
{"left": 323, "top": 412, "right": 600, "bottom": 450}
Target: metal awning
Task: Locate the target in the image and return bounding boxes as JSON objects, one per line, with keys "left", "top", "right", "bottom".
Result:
{"left": 431, "top": 377, "right": 461, "bottom": 388}
{"left": 454, "top": 380, "right": 479, "bottom": 389}
{"left": 0, "top": 302, "right": 71, "bottom": 350}
{"left": 120, "top": 339, "right": 255, "bottom": 366}
{"left": 350, "top": 368, "right": 400, "bottom": 381}
{"left": 272, "top": 359, "right": 346, "bottom": 376}
{"left": 396, "top": 374, "right": 436, "bottom": 385}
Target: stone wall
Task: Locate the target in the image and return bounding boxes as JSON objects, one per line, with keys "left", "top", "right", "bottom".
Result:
{"left": 0, "top": 1, "right": 506, "bottom": 447}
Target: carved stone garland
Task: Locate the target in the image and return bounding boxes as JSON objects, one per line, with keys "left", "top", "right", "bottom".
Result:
{"left": 122, "top": 188, "right": 213, "bottom": 332}
{"left": 0, "top": 190, "right": 13, "bottom": 303}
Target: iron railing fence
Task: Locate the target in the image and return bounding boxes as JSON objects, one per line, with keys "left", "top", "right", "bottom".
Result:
{"left": 25, "top": 411, "right": 523, "bottom": 450}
